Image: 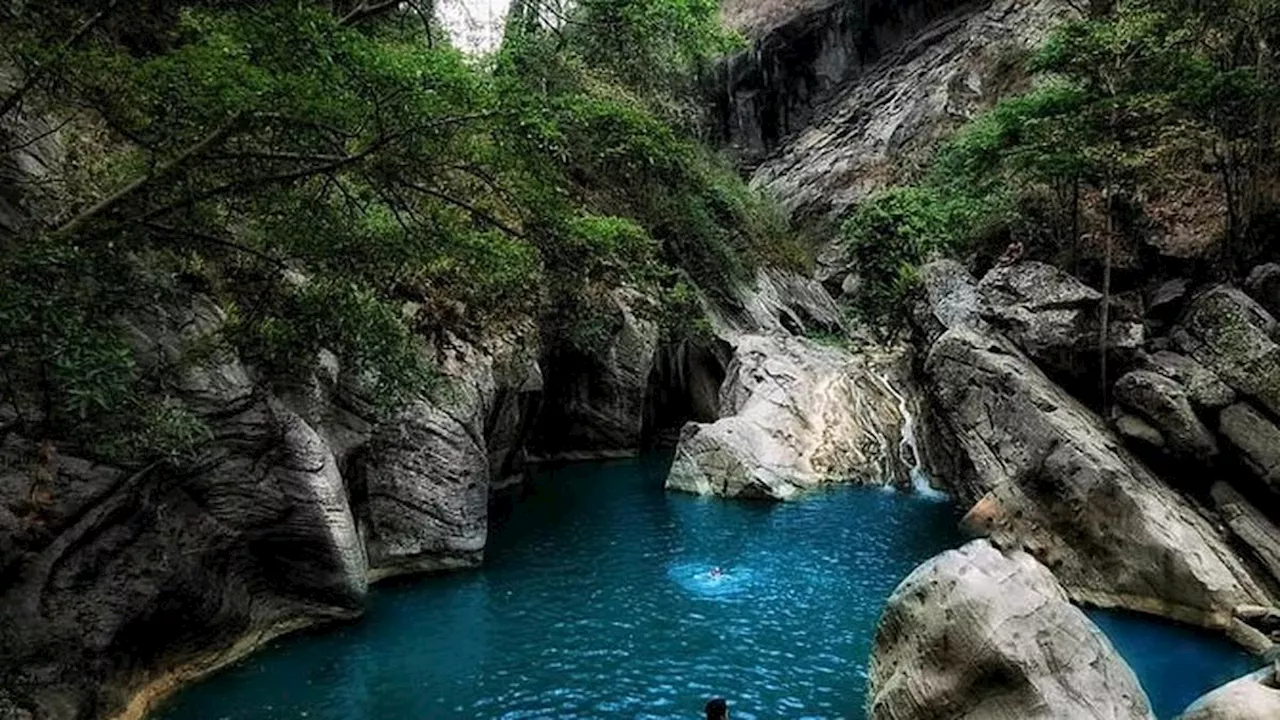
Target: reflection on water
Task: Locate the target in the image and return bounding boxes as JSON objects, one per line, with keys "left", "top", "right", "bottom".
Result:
{"left": 158, "top": 455, "right": 1258, "bottom": 720}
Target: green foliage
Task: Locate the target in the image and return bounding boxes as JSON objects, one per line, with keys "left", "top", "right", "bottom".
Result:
{"left": 657, "top": 277, "right": 714, "bottom": 344}
{"left": 839, "top": 187, "right": 993, "bottom": 331}
{"left": 0, "top": 239, "right": 210, "bottom": 464}
{"left": 1, "top": 0, "right": 790, "bottom": 464}
{"left": 840, "top": 0, "right": 1280, "bottom": 333}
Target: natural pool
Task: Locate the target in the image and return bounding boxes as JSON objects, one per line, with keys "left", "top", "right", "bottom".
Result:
{"left": 160, "top": 456, "right": 1257, "bottom": 720}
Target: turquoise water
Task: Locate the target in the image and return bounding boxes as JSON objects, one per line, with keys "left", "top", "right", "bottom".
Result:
{"left": 159, "top": 456, "right": 1258, "bottom": 720}
{"left": 1090, "top": 608, "right": 1255, "bottom": 718}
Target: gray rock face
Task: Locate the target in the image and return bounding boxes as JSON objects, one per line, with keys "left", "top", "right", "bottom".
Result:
{"left": 714, "top": 267, "right": 848, "bottom": 339}
{"left": 1219, "top": 404, "right": 1280, "bottom": 493}
{"left": 1245, "top": 263, "right": 1280, "bottom": 320}
{"left": 1211, "top": 482, "right": 1280, "bottom": 593}
{"left": 868, "top": 540, "right": 1154, "bottom": 720}
{"left": 0, "top": 85, "right": 65, "bottom": 238}
{"left": 1174, "top": 286, "right": 1280, "bottom": 419}
{"left": 0, "top": 298, "right": 543, "bottom": 719}
{"left": 714, "top": 0, "right": 977, "bottom": 167}
{"left": 0, "top": 398, "right": 367, "bottom": 720}
{"left": 535, "top": 288, "right": 660, "bottom": 458}
{"left": 357, "top": 399, "right": 489, "bottom": 579}
{"left": 750, "top": 0, "right": 1072, "bottom": 220}
{"left": 914, "top": 258, "right": 985, "bottom": 343}
{"left": 357, "top": 332, "right": 541, "bottom": 580}
{"left": 926, "top": 326, "right": 1270, "bottom": 627}
{"left": 1178, "top": 667, "right": 1280, "bottom": 720}
{"left": 1114, "top": 370, "right": 1218, "bottom": 461}
{"left": 665, "top": 335, "right": 911, "bottom": 500}
{"left": 1137, "top": 350, "right": 1236, "bottom": 410}
{"left": 978, "top": 261, "right": 1143, "bottom": 379}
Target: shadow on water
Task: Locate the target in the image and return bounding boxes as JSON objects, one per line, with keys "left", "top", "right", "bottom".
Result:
{"left": 158, "top": 455, "right": 1259, "bottom": 720}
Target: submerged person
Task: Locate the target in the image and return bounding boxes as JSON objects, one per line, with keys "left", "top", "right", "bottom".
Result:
{"left": 705, "top": 698, "right": 728, "bottom": 720}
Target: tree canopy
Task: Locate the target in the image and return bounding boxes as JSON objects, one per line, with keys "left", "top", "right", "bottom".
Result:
{"left": 0, "top": 0, "right": 802, "bottom": 464}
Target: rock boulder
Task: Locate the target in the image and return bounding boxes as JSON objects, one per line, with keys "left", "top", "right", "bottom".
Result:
{"left": 1245, "top": 263, "right": 1280, "bottom": 320}
{"left": 978, "top": 261, "right": 1143, "bottom": 381}
{"left": 665, "top": 335, "right": 911, "bottom": 500}
{"left": 868, "top": 540, "right": 1154, "bottom": 720}
{"left": 1114, "top": 370, "right": 1218, "bottom": 461}
{"left": 1137, "top": 350, "right": 1236, "bottom": 410}
{"left": 1178, "top": 667, "right": 1280, "bottom": 720}
{"left": 1219, "top": 404, "right": 1280, "bottom": 493}
{"left": 926, "top": 326, "right": 1271, "bottom": 627}
{"left": 1174, "top": 287, "right": 1280, "bottom": 419}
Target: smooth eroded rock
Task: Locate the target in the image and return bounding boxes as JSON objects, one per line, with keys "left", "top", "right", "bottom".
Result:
{"left": 1175, "top": 287, "right": 1280, "bottom": 419}
{"left": 868, "top": 539, "right": 1154, "bottom": 720}
{"left": 1178, "top": 667, "right": 1280, "bottom": 720}
{"left": 1114, "top": 370, "right": 1218, "bottom": 460}
{"left": 665, "top": 335, "right": 911, "bottom": 500}
{"left": 925, "top": 326, "right": 1271, "bottom": 627}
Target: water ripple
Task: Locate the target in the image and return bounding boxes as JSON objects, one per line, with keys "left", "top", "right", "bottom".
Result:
{"left": 156, "top": 457, "right": 966, "bottom": 720}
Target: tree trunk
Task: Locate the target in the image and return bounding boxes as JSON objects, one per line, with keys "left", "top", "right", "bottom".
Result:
{"left": 1100, "top": 196, "right": 1114, "bottom": 412}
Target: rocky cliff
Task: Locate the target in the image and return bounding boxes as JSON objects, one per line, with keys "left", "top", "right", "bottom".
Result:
{"left": 0, "top": 287, "right": 542, "bottom": 719}
{"left": 719, "top": 0, "right": 1068, "bottom": 221}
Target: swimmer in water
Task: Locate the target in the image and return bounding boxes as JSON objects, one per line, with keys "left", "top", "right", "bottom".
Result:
{"left": 708, "top": 567, "right": 724, "bottom": 579}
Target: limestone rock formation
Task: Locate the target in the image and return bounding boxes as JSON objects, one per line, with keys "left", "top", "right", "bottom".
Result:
{"left": 913, "top": 258, "right": 986, "bottom": 343}
{"left": 1174, "top": 286, "right": 1280, "bottom": 419}
{"left": 534, "top": 288, "right": 661, "bottom": 458}
{"left": 978, "top": 261, "right": 1143, "bottom": 380}
{"left": 746, "top": 0, "right": 1072, "bottom": 220}
{"left": 1137, "top": 350, "right": 1236, "bottom": 410}
{"left": 536, "top": 268, "right": 845, "bottom": 460}
{"left": 0, "top": 295, "right": 544, "bottom": 719}
{"left": 712, "top": 267, "right": 848, "bottom": 339}
{"left": 356, "top": 331, "right": 542, "bottom": 580}
{"left": 1178, "top": 667, "right": 1280, "bottom": 720}
{"left": 925, "top": 325, "right": 1270, "bottom": 627}
{"left": 0, "top": 401, "right": 367, "bottom": 720}
{"left": 665, "top": 334, "right": 911, "bottom": 500}
{"left": 1219, "top": 404, "right": 1280, "bottom": 494}
{"left": 868, "top": 539, "right": 1154, "bottom": 720}
{"left": 1245, "top": 263, "right": 1280, "bottom": 320}
{"left": 1114, "top": 370, "right": 1218, "bottom": 461}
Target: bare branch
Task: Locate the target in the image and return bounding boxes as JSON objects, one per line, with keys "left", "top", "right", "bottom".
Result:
{"left": 397, "top": 180, "right": 525, "bottom": 238}
{"left": 141, "top": 222, "right": 289, "bottom": 269}
{"left": 340, "top": 1, "right": 404, "bottom": 26}
{"left": 0, "top": 116, "right": 74, "bottom": 155}
{"left": 56, "top": 112, "right": 246, "bottom": 236}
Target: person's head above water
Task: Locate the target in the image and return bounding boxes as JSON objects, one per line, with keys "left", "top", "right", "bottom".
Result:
{"left": 705, "top": 697, "right": 728, "bottom": 720}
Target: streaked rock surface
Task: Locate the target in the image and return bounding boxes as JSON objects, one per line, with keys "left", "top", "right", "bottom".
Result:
{"left": 869, "top": 539, "right": 1154, "bottom": 720}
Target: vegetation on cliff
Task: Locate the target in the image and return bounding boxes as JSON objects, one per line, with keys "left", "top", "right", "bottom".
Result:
{"left": 841, "top": 0, "right": 1280, "bottom": 332}
{"left": 0, "top": 0, "right": 803, "bottom": 464}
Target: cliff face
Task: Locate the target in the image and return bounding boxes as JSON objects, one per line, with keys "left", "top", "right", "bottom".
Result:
{"left": 0, "top": 97, "right": 860, "bottom": 718}
{"left": 727, "top": 0, "right": 1280, "bottom": 662}
{"left": 715, "top": 0, "right": 1069, "bottom": 219}
{"left": 0, "top": 289, "right": 543, "bottom": 720}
